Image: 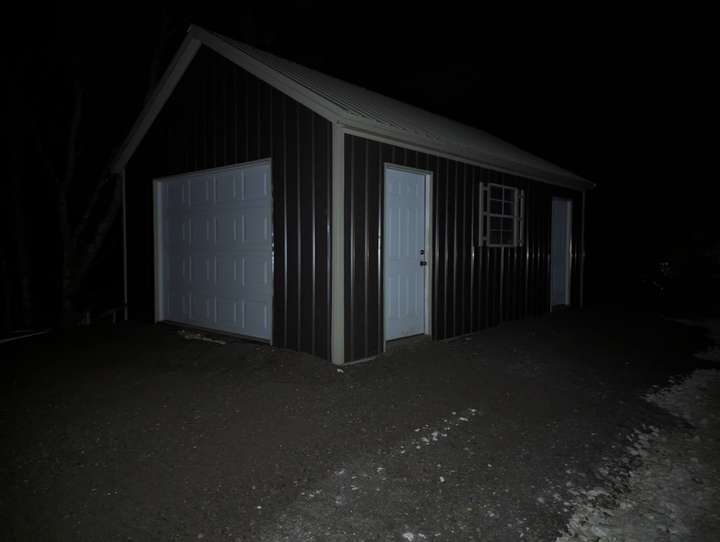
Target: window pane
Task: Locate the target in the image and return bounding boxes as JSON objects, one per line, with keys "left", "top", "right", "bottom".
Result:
{"left": 502, "top": 217, "right": 514, "bottom": 231}
{"left": 490, "top": 230, "right": 501, "bottom": 245}
{"left": 490, "top": 216, "right": 502, "bottom": 230}
{"left": 504, "top": 187, "right": 515, "bottom": 202}
{"left": 490, "top": 186, "right": 503, "bottom": 199}
{"left": 502, "top": 230, "right": 514, "bottom": 245}
{"left": 504, "top": 201, "right": 514, "bottom": 215}
{"left": 490, "top": 200, "right": 503, "bottom": 214}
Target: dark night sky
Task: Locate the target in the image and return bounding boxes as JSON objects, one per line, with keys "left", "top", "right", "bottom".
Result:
{"left": 10, "top": 2, "right": 715, "bottom": 307}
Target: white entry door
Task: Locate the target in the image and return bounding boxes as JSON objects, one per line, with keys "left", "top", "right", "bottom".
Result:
{"left": 551, "top": 197, "right": 572, "bottom": 307}
{"left": 384, "top": 167, "right": 427, "bottom": 341}
{"left": 155, "top": 160, "right": 273, "bottom": 340}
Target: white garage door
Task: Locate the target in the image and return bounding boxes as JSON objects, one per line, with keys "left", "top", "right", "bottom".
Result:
{"left": 155, "top": 160, "right": 272, "bottom": 341}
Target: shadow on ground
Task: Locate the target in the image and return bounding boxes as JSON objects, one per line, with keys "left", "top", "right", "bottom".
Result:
{"left": 0, "top": 306, "right": 711, "bottom": 541}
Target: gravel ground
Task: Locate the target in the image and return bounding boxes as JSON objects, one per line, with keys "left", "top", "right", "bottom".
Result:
{"left": 0, "top": 307, "right": 714, "bottom": 541}
{"left": 557, "top": 319, "right": 720, "bottom": 542}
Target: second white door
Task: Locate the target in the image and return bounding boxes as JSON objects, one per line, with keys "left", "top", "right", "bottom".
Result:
{"left": 384, "top": 167, "right": 427, "bottom": 341}
{"left": 551, "top": 197, "right": 572, "bottom": 307}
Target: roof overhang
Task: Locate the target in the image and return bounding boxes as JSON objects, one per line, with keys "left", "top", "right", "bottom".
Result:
{"left": 111, "top": 25, "right": 595, "bottom": 191}
{"left": 110, "top": 33, "right": 201, "bottom": 174}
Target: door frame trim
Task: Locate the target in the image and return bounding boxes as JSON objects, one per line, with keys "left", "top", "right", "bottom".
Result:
{"left": 382, "top": 163, "right": 433, "bottom": 352}
{"left": 153, "top": 179, "right": 164, "bottom": 323}
{"left": 152, "top": 158, "right": 274, "bottom": 342}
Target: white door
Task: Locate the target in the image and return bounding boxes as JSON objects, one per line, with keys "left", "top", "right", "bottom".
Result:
{"left": 156, "top": 161, "right": 273, "bottom": 340}
{"left": 551, "top": 198, "right": 572, "bottom": 306}
{"left": 384, "top": 167, "right": 427, "bottom": 341}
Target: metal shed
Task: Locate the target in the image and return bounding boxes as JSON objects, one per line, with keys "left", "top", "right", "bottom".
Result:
{"left": 113, "top": 25, "right": 593, "bottom": 365}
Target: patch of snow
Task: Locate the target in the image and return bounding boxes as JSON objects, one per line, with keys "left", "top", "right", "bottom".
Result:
{"left": 694, "top": 345, "right": 720, "bottom": 362}
{"left": 557, "top": 323, "right": 720, "bottom": 542}
{"left": 254, "top": 407, "right": 482, "bottom": 540}
{"left": 177, "top": 329, "right": 226, "bottom": 344}
{"left": 396, "top": 408, "right": 481, "bottom": 456}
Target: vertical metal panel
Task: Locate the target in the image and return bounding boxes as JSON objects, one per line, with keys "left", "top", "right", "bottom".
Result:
{"left": 344, "top": 133, "right": 585, "bottom": 362}
{"left": 125, "top": 46, "right": 331, "bottom": 360}
{"left": 344, "top": 136, "right": 354, "bottom": 359}
{"left": 366, "top": 140, "right": 381, "bottom": 356}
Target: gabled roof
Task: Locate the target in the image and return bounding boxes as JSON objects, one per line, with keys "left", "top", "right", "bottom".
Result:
{"left": 113, "top": 25, "right": 593, "bottom": 190}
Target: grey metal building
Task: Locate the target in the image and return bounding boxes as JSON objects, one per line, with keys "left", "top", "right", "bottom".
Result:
{"left": 113, "top": 25, "right": 593, "bottom": 365}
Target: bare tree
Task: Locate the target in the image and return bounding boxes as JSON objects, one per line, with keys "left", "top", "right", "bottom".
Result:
{"left": 14, "top": 13, "right": 179, "bottom": 325}
{"left": 53, "top": 20, "right": 176, "bottom": 323}
{"left": 9, "top": 171, "right": 33, "bottom": 328}
{"left": 5, "top": 83, "right": 34, "bottom": 331}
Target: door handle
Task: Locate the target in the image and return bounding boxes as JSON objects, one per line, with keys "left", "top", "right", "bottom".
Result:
{"left": 420, "top": 261, "right": 428, "bottom": 266}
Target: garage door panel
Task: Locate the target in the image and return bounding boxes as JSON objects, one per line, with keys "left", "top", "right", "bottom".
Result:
{"left": 165, "top": 216, "right": 188, "bottom": 246}
{"left": 189, "top": 254, "right": 214, "bottom": 289}
{"left": 159, "top": 162, "right": 272, "bottom": 341}
{"left": 213, "top": 214, "right": 237, "bottom": 247}
{"left": 167, "top": 256, "right": 188, "bottom": 292}
{"left": 215, "top": 171, "right": 237, "bottom": 203}
{"left": 239, "top": 208, "right": 271, "bottom": 246}
{"left": 215, "top": 254, "right": 237, "bottom": 289}
{"left": 166, "top": 180, "right": 188, "bottom": 209}
{"left": 239, "top": 254, "right": 272, "bottom": 293}
{"left": 189, "top": 176, "right": 212, "bottom": 206}
{"left": 241, "top": 300, "right": 269, "bottom": 338}
{"left": 166, "top": 290, "right": 189, "bottom": 322}
{"left": 188, "top": 293, "right": 213, "bottom": 323}
{"left": 241, "top": 165, "right": 270, "bottom": 201}
{"left": 216, "top": 297, "right": 237, "bottom": 327}
{"left": 190, "top": 216, "right": 213, "bottom": 248}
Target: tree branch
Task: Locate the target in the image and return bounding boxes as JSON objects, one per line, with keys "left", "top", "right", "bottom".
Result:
{"left": 71, "top": 170, "right": 114, "bottom": 251}
{"left": 69, "top": 174, "right": 123, "bottom": 295}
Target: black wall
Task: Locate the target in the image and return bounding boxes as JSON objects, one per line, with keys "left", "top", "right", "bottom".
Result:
{"left": 345, "top": 135, "right": 584, "bottom": 362}
{"left": 126, "top": 46, "right": 332, "bottom": 359}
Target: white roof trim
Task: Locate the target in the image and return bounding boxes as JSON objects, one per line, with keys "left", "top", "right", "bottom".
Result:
{"left": 193, "top": 27, "right": 346, "bottom": 123}
{"left": 110, "top": 34, "right": 201, "bottom": 173}
{"left": 112, "top": 25, "right": 594, "bottom": 190}
{"left": 341, "top": 126, "right": 586, "bottom": 190}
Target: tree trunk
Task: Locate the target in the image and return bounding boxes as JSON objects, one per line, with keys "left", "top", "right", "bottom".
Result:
{"left": 0, "top": 249, "right": 12, "bottom": 334}
{"left": 10, "top": 174, "right": 33, "bottom": 328}
{"left": 57, "top": 177, "right": 77, "bottom": 324}
{"left": 59, "top": 248, "right": 78, "bottom": 326}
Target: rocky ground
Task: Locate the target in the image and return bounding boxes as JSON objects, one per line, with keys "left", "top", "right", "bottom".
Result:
{"left": 0, "top": 307, "right": 716, "bottom": 541}
{"left": 557, "top": 318, "right": 720, "bottom": 542}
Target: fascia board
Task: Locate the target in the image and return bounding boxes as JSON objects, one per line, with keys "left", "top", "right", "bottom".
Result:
{"left": 341, "top": 120, "right": 595, "bottom": 191}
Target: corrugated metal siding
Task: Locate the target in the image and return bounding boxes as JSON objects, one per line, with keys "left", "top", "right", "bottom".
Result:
{"left": 126, "top": 47, "right": 332, "bottom": 359}
{"left": 213, "top": 29, "right": 590, "bottom": 189}
{"left": 345, "top": 134, "right": 584, "bottom": 362}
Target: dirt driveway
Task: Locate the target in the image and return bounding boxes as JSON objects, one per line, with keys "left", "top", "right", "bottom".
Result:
{"left": 0, "top": 308, "right": 713, "bottom": 541}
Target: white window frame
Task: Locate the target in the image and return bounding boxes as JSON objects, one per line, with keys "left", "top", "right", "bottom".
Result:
{"left": 480, "top": 183, "right": 525, "bottom": 248}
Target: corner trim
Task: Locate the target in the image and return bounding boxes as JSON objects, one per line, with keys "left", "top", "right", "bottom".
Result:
{"left": 121, "top": 168, "right": 128, "bottom": 320}
{"left": 580, "top": 190, "right": 587, "bottom": 308}
{"left": 331, "top": 124, "right": 346, "bottom": 365}
{"left": 152, "top": 180, "right": 164, "bottom": 322}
